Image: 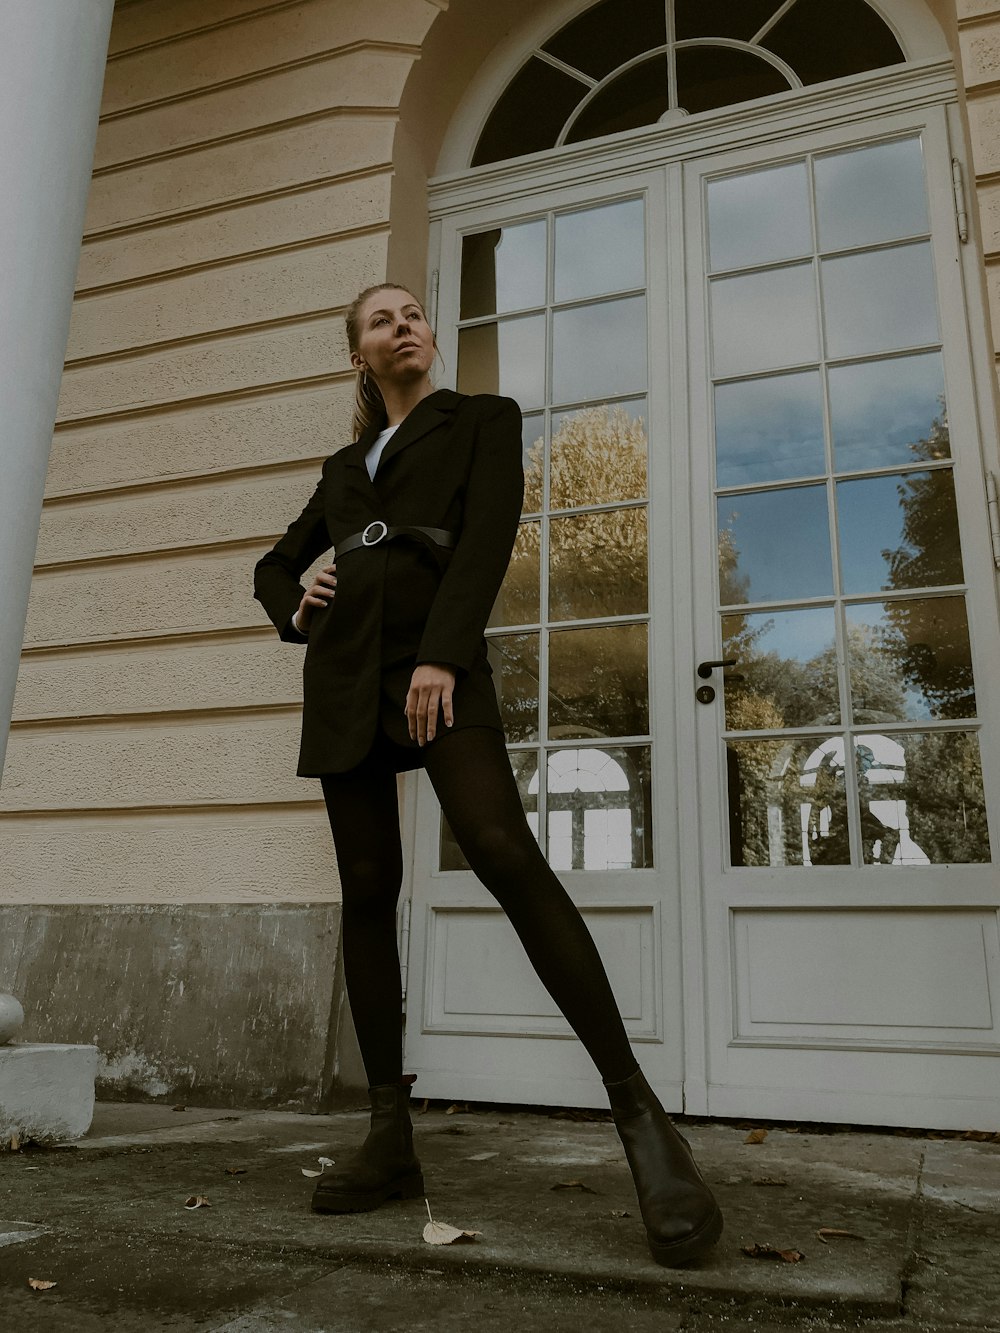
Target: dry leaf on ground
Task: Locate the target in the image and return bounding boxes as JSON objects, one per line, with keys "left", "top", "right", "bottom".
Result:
{"left": 744, "top": 1128, "right": 768, "bottom": 1144}
{"left": 817, "top": 1227, "right": 866, "bottom": 1243}
{"left": 752, "top": 1176, "right": 787, "bottom": 1187}
{"left": 301, "top": 1169, "right": 323, "bottom": 1178}
{"left": 224, "top": 1167, "right": 247, "bottom": 1176}
{"left": 551, "top": 1179, "right": 597, "bottom": 1194}
{"left": 422, "top": 1198, "right": 482, "bottom": 1246}
{"left": 445, "top": 1103, "right": 469, "bottom": 1115}
{"left": 318, "top": 1156, "right": 334, "bottom": 1167}
{"left": 610, "top": 1208, "right": 631, "bottom": 1218}
{"left": 173, "top": 1105, "right": 187, "bottom": 1112}
{"left": 742, "top": 1243, "right": 805, "bottom": 1263}
{"left": 184, "top": 1195, "right": 211, "bottom": 1209}
{"left": 28, "top": 1279, "right": 57, "bottom": 1291}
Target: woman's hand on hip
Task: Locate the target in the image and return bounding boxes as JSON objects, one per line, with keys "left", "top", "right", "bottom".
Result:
{"left": 297, "top": 562, "right": 337, "bottom": 630}
{"left": 406, "top": 663, "right": 455, "bottom": 746}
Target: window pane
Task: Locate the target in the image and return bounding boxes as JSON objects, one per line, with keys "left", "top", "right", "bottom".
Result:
{"left": 763, "top": 0, "right": 904, "bottom": 85}
{"left": 542, "top": 0, "right": 666, "bottom": 81}
{"left": 718, "top": 485, "right": 833, "bottom": 604}
{"left": 715, "top": 370, "right": 825, "bottom": 486}
{"left": 487, "top": 632, "right": 540, "bottom": 741}
{"left": 856, "top": 731, "right": 990, "bottom": 865}
{"left": 461, "top": 221, "right": 547, "bottom": 320}
{"left": 837, "top": 470, "right": 964, "bottom": 595}
{"left": 723, "top": 607, "right": 840, "bottom": 730}
{"left": 829, "top": 353, "right": 948, "bottom": 474}
{"left": 550, "top": 400, "right": 648, "bottom": 507}
{"left": 547, "top": 745, "right": 653, "bottom": 869}
{"left": 457, "top": 315, "right": 546, "bottom": 409}
{"left": 550, "top": 508, "right": 648, "bottom": 621}
{"left": 707, "top": 161, "right": 811, "bottom": 272}
{"left": 822, "top": 243, "right": 939, "bottom": 359}
{"left": 727, "top": 734, "right": 850, "bottom": 867}
{"left": 675, "top": 0, "right": 785, "bottom": 42}
{"left": 565, "top": 56, "right": 669, "bottom": 144}
{"left": 490, "top": 520, "right": 540, "bottom": 627}
{"left": 710, "top": 264, "right": 819, "bottom": 377}
{"left": 845, "top": 597, "right": 975, "bottom": 723}
{"left": 549, "top": 623, "right": 648, "bottom": 740}
{"left": 522, "top": 413, "right": 544, "bottom": 514}
{"left": 554, "top": 198, "right": 645, "bottom": 304}
{"left": 472, "top": 57, "right": 587, "bottom": 167}
{"left": 815, "top": 138, "right": 929, "bottom": 254}
{"left": 552, "top": 295, "right": 647, "bottom": 405}
{"left": 440, "top": 750, "right": 538, "bottom": 871}
{"left": 676, "top": 44, "right": 789, "bottom": 118}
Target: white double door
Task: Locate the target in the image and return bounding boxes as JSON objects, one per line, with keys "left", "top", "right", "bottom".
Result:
{"left": 401, "top": 102, "right": 1000, "bottom": 1128}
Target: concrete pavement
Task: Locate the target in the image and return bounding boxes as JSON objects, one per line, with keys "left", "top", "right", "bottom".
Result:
{"left": 0, "top": 1099, "right": 997, "bottom": 1331}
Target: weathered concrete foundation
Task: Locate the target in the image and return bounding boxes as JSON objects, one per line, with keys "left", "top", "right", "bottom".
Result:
{"left": 0, "top": 1042, "right": 99, "bottom": 1142}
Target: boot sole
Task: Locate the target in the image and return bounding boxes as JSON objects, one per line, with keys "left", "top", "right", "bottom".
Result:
{"left": 647, "top": 1203, "right": 724, "bottom": 1268}
{"left": 311, "top": 1170, "right": 425, "bottom": 1214}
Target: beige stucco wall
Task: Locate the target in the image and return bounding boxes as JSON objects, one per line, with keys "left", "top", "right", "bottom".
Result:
{"left": 0, "top": 0, "right": 444, "bottom": 904}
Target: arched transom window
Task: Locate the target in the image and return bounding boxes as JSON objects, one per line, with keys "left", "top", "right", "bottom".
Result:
{"left": 473, "top": 0, "right": 905, "bottom": 166}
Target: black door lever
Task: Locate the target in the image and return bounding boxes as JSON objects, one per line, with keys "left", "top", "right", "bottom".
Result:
{"left": 696, "top": 658, "right": 737, "bottom": 679}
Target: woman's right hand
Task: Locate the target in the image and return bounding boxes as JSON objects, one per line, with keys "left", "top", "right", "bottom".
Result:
{"left": 296, "top": 562, "right": 337, "bottom": 630}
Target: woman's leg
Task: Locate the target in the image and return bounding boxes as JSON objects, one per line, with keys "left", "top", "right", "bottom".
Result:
{"left": 423, "top": 726, "right": 722, "bottom": 1265}
{"left": 314, "top": 767, "right": 422, "bottom": 1214}
{"left": 422, "top": 726, "right": 638, "bottom": 1084}
{"left": 320, "top": 768, "right": 405, "bottom": 1087}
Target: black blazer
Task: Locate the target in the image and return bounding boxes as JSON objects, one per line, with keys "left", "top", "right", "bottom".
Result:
{"left": 253, "top": 389, "right": 524, "bottom": 775}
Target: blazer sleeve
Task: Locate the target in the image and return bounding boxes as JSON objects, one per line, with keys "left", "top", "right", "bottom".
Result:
{"left": 253, "top": 462, "right": 332, "bottom": 644}
{"left": 416, "top": 396, "right": 524, "bottom": 673}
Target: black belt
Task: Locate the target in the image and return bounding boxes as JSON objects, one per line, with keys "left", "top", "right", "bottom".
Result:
{"left": 336, "top": 521, "right": 456, "bottom": 558}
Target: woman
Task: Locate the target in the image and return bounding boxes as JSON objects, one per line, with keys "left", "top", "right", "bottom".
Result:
{"left": 253, "top": 282, "right": 723, "bottom": 1267}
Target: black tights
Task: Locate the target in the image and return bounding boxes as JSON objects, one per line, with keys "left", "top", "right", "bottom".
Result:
{"left": 321, "top": 726, "right": 639, "bottom": 1089}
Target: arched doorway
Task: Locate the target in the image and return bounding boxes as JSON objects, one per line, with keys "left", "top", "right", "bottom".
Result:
{"left": 402, "top": 0, "right": 1000, "bottom": 1128}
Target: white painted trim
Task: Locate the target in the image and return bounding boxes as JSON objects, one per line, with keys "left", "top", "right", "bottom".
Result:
{"left": 434, "top": 0, "right": 951, "bottom": 177}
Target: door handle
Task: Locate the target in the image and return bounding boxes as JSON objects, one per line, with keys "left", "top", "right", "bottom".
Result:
{"left": 696, "top": 658, "right": 737, "bottom": 679}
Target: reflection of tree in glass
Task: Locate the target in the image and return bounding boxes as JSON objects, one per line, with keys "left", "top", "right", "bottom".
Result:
{"left": 874, "top": 405, "right": 975, "bottom": 719}
{"left": 896, "top": 732, "right": 990, "bottom": 863}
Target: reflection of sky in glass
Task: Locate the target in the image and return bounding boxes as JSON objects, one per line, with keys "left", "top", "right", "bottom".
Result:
{"left": 457, "top": 314, "right": 546, "bottom": 408}
{"left": 711, "top": 263, "right": 819, "bottom": 377}
{"left": 815, "top": 137, "right": 928, "bottom": 253}
{"left": 715, "top": 371, "right": 825, "bottom": 486}
{"left": 493, "top": 220, "right": 547, "bottom": 312}
{"left": 718, "top": 485, "right": 833, "bottom": 603}
{"left": 552, "top": 295, "right": 647, "bottom": 405}
{"left": 708, "top": 160, "right": 811, "bottom": 271}
{"left": 837, "top": 471, "right": 962, "bottom": 594}
{"left": 554, "top": 198, "right": 645, "bottom": 303}
{"left": 829, "top": 352, "right": 947, "bottom": 472}
{"left": 822, "top": 243, "right": 939, "bottom": 359}
{"left": 725, "top": 606, "right": 835, "bottom": 664}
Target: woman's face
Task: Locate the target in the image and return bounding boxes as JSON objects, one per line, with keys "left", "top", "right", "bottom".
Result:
{"left": 353, "top": 289, "right": 435, "bottom": 387}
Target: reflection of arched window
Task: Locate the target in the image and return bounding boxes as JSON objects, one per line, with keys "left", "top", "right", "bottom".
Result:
{"left": 528, "top": 748, "right": 642, "bottom": 870}
{"left": 473, "top": 0, "right": 905, "bottom": 166}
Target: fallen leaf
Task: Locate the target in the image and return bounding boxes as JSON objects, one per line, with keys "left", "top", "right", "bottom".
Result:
{"left": 752, "top": 1176, "right": 788, "bottom": 1187}
{"left": 744, "top": 1128, "right": 768, "bottom": 1144}
{"left": 741, "top": 1243, "right": 804, "bottom": 1263}
{"left": 28, "top": 1279, "right": 57, "bottom": 1291}
{"left": 817, "top": 1227, "right": 865, "bottom": 1243}
{"left": 173, "top": 1105, "right": 187, "bottom": 1112}
{"left": 445, "top": 1102, "right": 468, "bottom": 1115}
{"left": 610, "top": 1208, "right": 631, "bottom": 1218}
{"left": 422, "top": 1198, "right": 481, "bottom": 1245}
{"left": 466, "top": 1152, "right": 499, "bottom": 1161}
{"left": 301, "top": 1169, "right": 323, "bottom": 1178}
{"left": 551, "top": 1179, "right": 598, "bottom": 1194}
{"left": 419, "top": 1098, "right": 430, "bottom": 1115}
{"left": 318, "top": 1156, "right": 334, "bottom": 1167}
{"left": 184, "top": 1195, "right": 211, "bottom": 1209}
{"left": 224, "top": 1167, "right": 247, "bottom": 1176}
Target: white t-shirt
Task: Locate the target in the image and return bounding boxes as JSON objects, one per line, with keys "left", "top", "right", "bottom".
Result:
{"left": 365, "top": 423, "right": 399, "bottom": 480}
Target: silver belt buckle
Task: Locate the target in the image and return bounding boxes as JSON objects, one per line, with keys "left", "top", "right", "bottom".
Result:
{"left": 362, "top": 520, "right": 388, "bottom": 547}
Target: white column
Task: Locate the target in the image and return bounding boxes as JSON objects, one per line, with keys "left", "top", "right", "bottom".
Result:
{"left": 0, "top": 0, "right": 114, "bottom": 783}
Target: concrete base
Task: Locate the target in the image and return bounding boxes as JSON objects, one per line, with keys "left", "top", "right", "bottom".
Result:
{"left": 0, "top": 1042, "right": 98, "bottom": 1143}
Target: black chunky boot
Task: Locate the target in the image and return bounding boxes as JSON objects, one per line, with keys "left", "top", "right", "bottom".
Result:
{"left": 311, "top": 1082, "right": 424, "bottom": 1214}
{"left": 605, "top": 1068, "right": 723, "bottom": 1266}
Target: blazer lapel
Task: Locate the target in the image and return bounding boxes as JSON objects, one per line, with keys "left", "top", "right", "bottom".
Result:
{"left": 372, "top": 388, "right": 464, "bottom": 477}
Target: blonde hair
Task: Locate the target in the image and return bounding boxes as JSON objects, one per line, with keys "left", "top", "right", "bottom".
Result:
{"left": 345, "top": 282, "right": 432, "bottom": 438}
